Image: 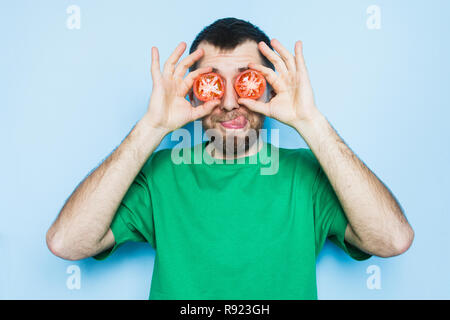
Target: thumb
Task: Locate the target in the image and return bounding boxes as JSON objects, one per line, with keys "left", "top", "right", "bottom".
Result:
{"left": 190, "top": 99, "right": 221, "bottom": 121}
{"left": 238, "top": 98, "right": 270, "bottom": 117}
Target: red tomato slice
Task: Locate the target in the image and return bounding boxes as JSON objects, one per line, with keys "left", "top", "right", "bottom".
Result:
{"left": 234, "top": 69, "right": 266, "bottom": 100}
{"left": 193, "top": 72, "right": 225, "bottom": 102}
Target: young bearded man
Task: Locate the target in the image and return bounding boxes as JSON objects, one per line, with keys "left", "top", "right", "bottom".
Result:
{"left": 46, "top": 18, "right": 414, "bottom": 299}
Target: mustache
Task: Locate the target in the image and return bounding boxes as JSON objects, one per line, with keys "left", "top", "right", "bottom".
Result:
{"left": 211, "top": 110, "right": 249, "bottom": 122}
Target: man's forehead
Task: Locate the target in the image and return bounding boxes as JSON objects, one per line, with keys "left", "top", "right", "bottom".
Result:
{"left": 196, "top": 40, "right": 264, "bottom": 71}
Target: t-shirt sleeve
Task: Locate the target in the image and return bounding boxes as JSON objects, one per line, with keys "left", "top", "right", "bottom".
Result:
{"left": 93, "top": 164, "right": 156, "bottom": 261}
{"left": 312, "top": 158, "right": 371, "bottom": 261}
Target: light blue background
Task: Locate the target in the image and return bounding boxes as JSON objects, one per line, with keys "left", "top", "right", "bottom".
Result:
{"left": 1, "top": 0, "right": 449, "bottom": 299}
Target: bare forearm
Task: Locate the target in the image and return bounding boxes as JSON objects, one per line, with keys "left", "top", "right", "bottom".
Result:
{"left": 46, "top": 42, "right": 219, "bottom": 260}
{"left": 47, "top": 114, "right": 168, "bottom": 259}
{"left": 294, "top": 110, "right": 414, "bottom": 256}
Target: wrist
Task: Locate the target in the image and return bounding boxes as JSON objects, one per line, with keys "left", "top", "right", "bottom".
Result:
{"left": 292, "top": 108, "right": 332, "bottom": 146}
{"left": 138, "top": 113, "right": 171, "bottom": 138}
{"left": 124, "top": 115, "right": 169, "bottom": 162}
{"left": 292, "top": 107, "right": 323, "bottom": 132}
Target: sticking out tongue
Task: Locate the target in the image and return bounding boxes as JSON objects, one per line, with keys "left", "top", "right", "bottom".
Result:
{"left": 220, "top": 115, "right": 248, "bottom": 129}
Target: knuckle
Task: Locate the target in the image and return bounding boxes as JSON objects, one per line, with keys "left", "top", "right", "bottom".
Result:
{"left": 288, "top": 73, "right": 296, "bottom": 83}
{"left": 271, "top": 76, "right": 280, "bottom": 86}
{"left": 166, "top": 58, "right": 176, "bottom": 66}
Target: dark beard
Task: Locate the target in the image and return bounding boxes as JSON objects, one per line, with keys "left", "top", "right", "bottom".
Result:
{"left": 202, "top": 109, "right": 265, "bottom": 158}
{"left": 205, "top": 121, "right": 264, "bottom": 158}
{"left": 206, "top": 134, "right": 254, "bottom": 157}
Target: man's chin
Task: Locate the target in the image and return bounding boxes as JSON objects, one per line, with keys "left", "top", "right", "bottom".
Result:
{"left": 203, "top": 123, "right": 260, "bottom": 157}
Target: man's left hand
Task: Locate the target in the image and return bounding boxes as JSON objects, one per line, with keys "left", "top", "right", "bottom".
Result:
{"left": 238, "top": 39, "right": 320, "bottom": 128}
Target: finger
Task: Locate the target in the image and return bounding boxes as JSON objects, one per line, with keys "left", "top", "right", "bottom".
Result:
{"left": 248, "top": 62, "right": 284, "bottom": 93}
{"left": 258, "top": 41, "right": 288, "bottom": 75}
{"left": 270, "top": 38, "right": 297, "bottom": 72}
{"left": 190, "top": 99, "right": 221, "bottom": 121}
{"left": 294, "top": 40, "right": 307, "bottom": 73}
{"left": 163, "top": 42, "right": 186, "bottom": 76}
{"left": 238, "top": 98, "right": 271, "bottom": 117}
{"left": 151, "top": 47, "right": 162, "bottom": 83}
{"left": 173, "top": 48, "right": 205, "bottom": 78}
{"left": 294, "top": 40, "right": 312, "bottom": 86}
{"left": 180, "top": 66, "right": 213, "bottom": 97}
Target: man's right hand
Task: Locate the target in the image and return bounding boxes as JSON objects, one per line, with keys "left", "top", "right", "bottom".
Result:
{"left": 143, "top": 42, "right": 220, "bottom": 134}
{"left": 47, "top": 42, "right": 219, "bottom": 261}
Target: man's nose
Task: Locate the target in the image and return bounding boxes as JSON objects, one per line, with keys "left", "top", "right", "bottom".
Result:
{"left": 220, "top": 79, "right": 240, "bottom": 111}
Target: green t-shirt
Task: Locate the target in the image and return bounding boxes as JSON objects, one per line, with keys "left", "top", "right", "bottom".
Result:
{"left": 94, "top": 141, "right": 371, "bottom": 299}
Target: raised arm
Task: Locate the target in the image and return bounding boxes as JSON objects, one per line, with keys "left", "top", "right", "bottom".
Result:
{"left": 294, "top": 110, "right": 414, "bottom": 257}
{"left": 46, "top": 42, "right": 221, "bottom": 260}
{"left": 238, "top": 39, "right": 414, "bottom": 257}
